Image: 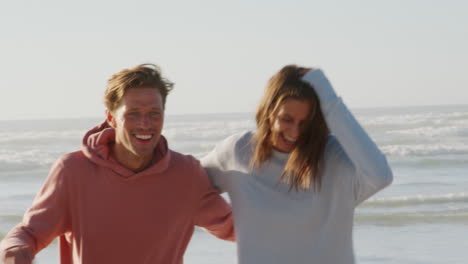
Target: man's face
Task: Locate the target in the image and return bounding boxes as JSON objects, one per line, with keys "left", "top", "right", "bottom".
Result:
{"left": 107, "top": 87, "right": 164, "bottom": 166}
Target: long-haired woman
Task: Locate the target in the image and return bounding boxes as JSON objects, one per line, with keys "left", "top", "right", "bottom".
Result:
{"left": 202, "top": 65, "right": 393, "bottom": 264}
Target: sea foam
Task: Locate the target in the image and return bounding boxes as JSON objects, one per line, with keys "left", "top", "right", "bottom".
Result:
{"left": 361, "top": 193, "right": 468, "bottom": 208}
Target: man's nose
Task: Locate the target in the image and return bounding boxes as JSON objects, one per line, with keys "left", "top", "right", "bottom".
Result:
{"left": 139, "top": 114, "right": 152, "bottom": 127}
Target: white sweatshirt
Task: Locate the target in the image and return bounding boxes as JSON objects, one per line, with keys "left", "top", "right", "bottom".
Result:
{"left": 201, "top": 69, "right": 393, "bottom": 264}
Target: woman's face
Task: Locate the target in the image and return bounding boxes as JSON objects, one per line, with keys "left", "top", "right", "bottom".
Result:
{"left": 270, "top": 98, "right": 312, "bottom": 153}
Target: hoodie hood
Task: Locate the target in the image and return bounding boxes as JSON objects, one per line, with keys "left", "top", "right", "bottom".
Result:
{"left": 81, "top": 121, "right": 170, "bottom": 179}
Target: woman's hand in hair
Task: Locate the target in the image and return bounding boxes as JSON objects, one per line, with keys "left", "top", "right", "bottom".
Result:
{"left": 300, "top": 68, "right": 339, "bottom": 109}
{"left": 298, "top": 67, "right": 315, "bottom": 77}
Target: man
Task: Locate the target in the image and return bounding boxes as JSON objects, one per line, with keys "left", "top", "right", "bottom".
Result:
{"left": 0, "top": 64, "right": 234, "bottom": 264}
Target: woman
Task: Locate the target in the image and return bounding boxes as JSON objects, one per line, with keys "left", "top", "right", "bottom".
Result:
{"left": 202, "top": 65, "right": 393, "bottom": 264}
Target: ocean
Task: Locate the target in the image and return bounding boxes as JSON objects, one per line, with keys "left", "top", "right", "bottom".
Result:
{"left": 1, "top": 104, "right": 467, "bottom": 264}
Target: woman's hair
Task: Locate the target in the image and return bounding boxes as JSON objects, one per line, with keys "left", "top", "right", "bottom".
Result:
{"left": 251, "top": 65, "right": 330, "bottom": 191}
{"left": 104, "top": 63, "right": 174, "bottom": 112}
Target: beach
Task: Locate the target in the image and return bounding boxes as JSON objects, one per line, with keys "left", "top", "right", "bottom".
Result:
{"left": 1, "top": 104, "right": 467, "bottom": 263}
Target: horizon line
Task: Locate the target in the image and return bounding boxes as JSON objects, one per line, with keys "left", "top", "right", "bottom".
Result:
{"left": 0, "top": 103, "right": 466, "bottom": 122}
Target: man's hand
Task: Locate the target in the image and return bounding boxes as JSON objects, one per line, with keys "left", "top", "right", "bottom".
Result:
{"left": 1, "top": 246, "right": 33, "bottom": 264}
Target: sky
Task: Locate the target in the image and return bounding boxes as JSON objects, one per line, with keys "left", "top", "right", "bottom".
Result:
{"left": 0, "top": 0, "right": 467, "bottom": 120}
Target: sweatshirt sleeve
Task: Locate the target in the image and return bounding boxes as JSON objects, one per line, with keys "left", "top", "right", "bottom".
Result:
{"left": 0, "top": 157, "right": 71, "bottom": 261}
{"left": 192, "top": 159, "right": 235, "bottom": 242}
{"left": 302, "top": 69, "right": 393, "bottom": 206}
{"left": 201, "top": 135, "right": 236, "bottom": 193}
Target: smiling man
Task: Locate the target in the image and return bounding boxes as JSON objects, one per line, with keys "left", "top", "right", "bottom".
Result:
{"left": 0, "top": 64, "right": 234, "bottom": 264}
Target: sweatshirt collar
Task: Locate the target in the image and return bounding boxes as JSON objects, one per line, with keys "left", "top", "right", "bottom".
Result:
{"left": 81, "top": 121, "right": 170, "bottom": 180}
{"left": 271, "top": 149, "right": 290, "bottom": 163}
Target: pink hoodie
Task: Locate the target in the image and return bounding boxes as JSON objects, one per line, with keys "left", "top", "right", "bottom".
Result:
{"left": 0, "top": 122, "right": 234, "bottom": 264}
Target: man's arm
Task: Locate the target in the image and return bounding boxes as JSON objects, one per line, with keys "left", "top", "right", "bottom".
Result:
{"left": 0, "top": 157, "right": 71, "bottom": 263}
{"left": 191, "top": 159, "right": 235, "bottom": 241}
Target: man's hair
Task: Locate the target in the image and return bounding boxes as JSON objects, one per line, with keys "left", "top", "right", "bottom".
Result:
{"left": 251, "top": 65, "right": 329, "bottom": 191}
{"left": 104, "top": 63, "right": 174, "bottom": 112}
